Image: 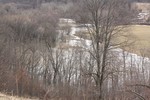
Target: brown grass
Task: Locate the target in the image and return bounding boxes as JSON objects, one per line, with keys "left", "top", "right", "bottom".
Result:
{"left": 125, "top": 25, "right": 150, "bottom": 56}
{"left": 0, "top": 93, "right": 38, "bottom": 100}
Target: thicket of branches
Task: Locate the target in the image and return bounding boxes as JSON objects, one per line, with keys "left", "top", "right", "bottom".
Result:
{"left": 0, "top": 3, "right": 60, "bottom": 98}
{"left": 0, "top": 0, "right": 150, "bottom": 100}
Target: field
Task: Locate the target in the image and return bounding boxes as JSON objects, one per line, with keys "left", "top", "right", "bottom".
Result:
{"left": 74, "top": 25, "right": 150, "bottom": 56}
{"left": 125, "top": 25, "right": 150, "bottom": 55}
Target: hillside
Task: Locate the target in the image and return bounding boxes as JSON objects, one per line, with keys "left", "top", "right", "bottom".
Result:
{"left": 0, "top": 0, "right": 150, "bottom": 100}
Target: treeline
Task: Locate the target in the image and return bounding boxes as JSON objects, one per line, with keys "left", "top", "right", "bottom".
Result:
{"left": 0, "top": 0, "right": 150, "bottom": 10}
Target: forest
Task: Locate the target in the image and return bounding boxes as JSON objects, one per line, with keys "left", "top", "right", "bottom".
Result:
{"left": 0, "top": 0, "right": 150, "bottom": 100}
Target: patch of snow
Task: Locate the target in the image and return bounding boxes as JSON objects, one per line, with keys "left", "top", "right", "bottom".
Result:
{"left": 59, "top": 18, "right": 76, "bottom": 24}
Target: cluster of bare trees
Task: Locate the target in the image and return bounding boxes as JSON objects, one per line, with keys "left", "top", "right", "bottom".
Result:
{"left": 0, "top": 0, "right": 150, "bottom": 100}
{"left": 0, "top": 3, "right": 59, "bottom": 97}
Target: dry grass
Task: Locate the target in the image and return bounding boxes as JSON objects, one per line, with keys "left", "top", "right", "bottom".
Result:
{"left": 110, "top": 25, "right": 150, "bottom": 56}
{"left": 0, "top": 93, "right": 38, "bottom": 100}
{"left": 126, "top": 25, "right": 150, "bottom": 54}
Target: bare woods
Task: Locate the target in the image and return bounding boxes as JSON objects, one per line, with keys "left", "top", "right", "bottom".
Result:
{"left": 0, "top": 0, "right": 150, "bottom": 100}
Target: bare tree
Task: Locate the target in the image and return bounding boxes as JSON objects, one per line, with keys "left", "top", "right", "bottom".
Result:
{"left": 75, "top": 0, "right": 132, "bottom": 99}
